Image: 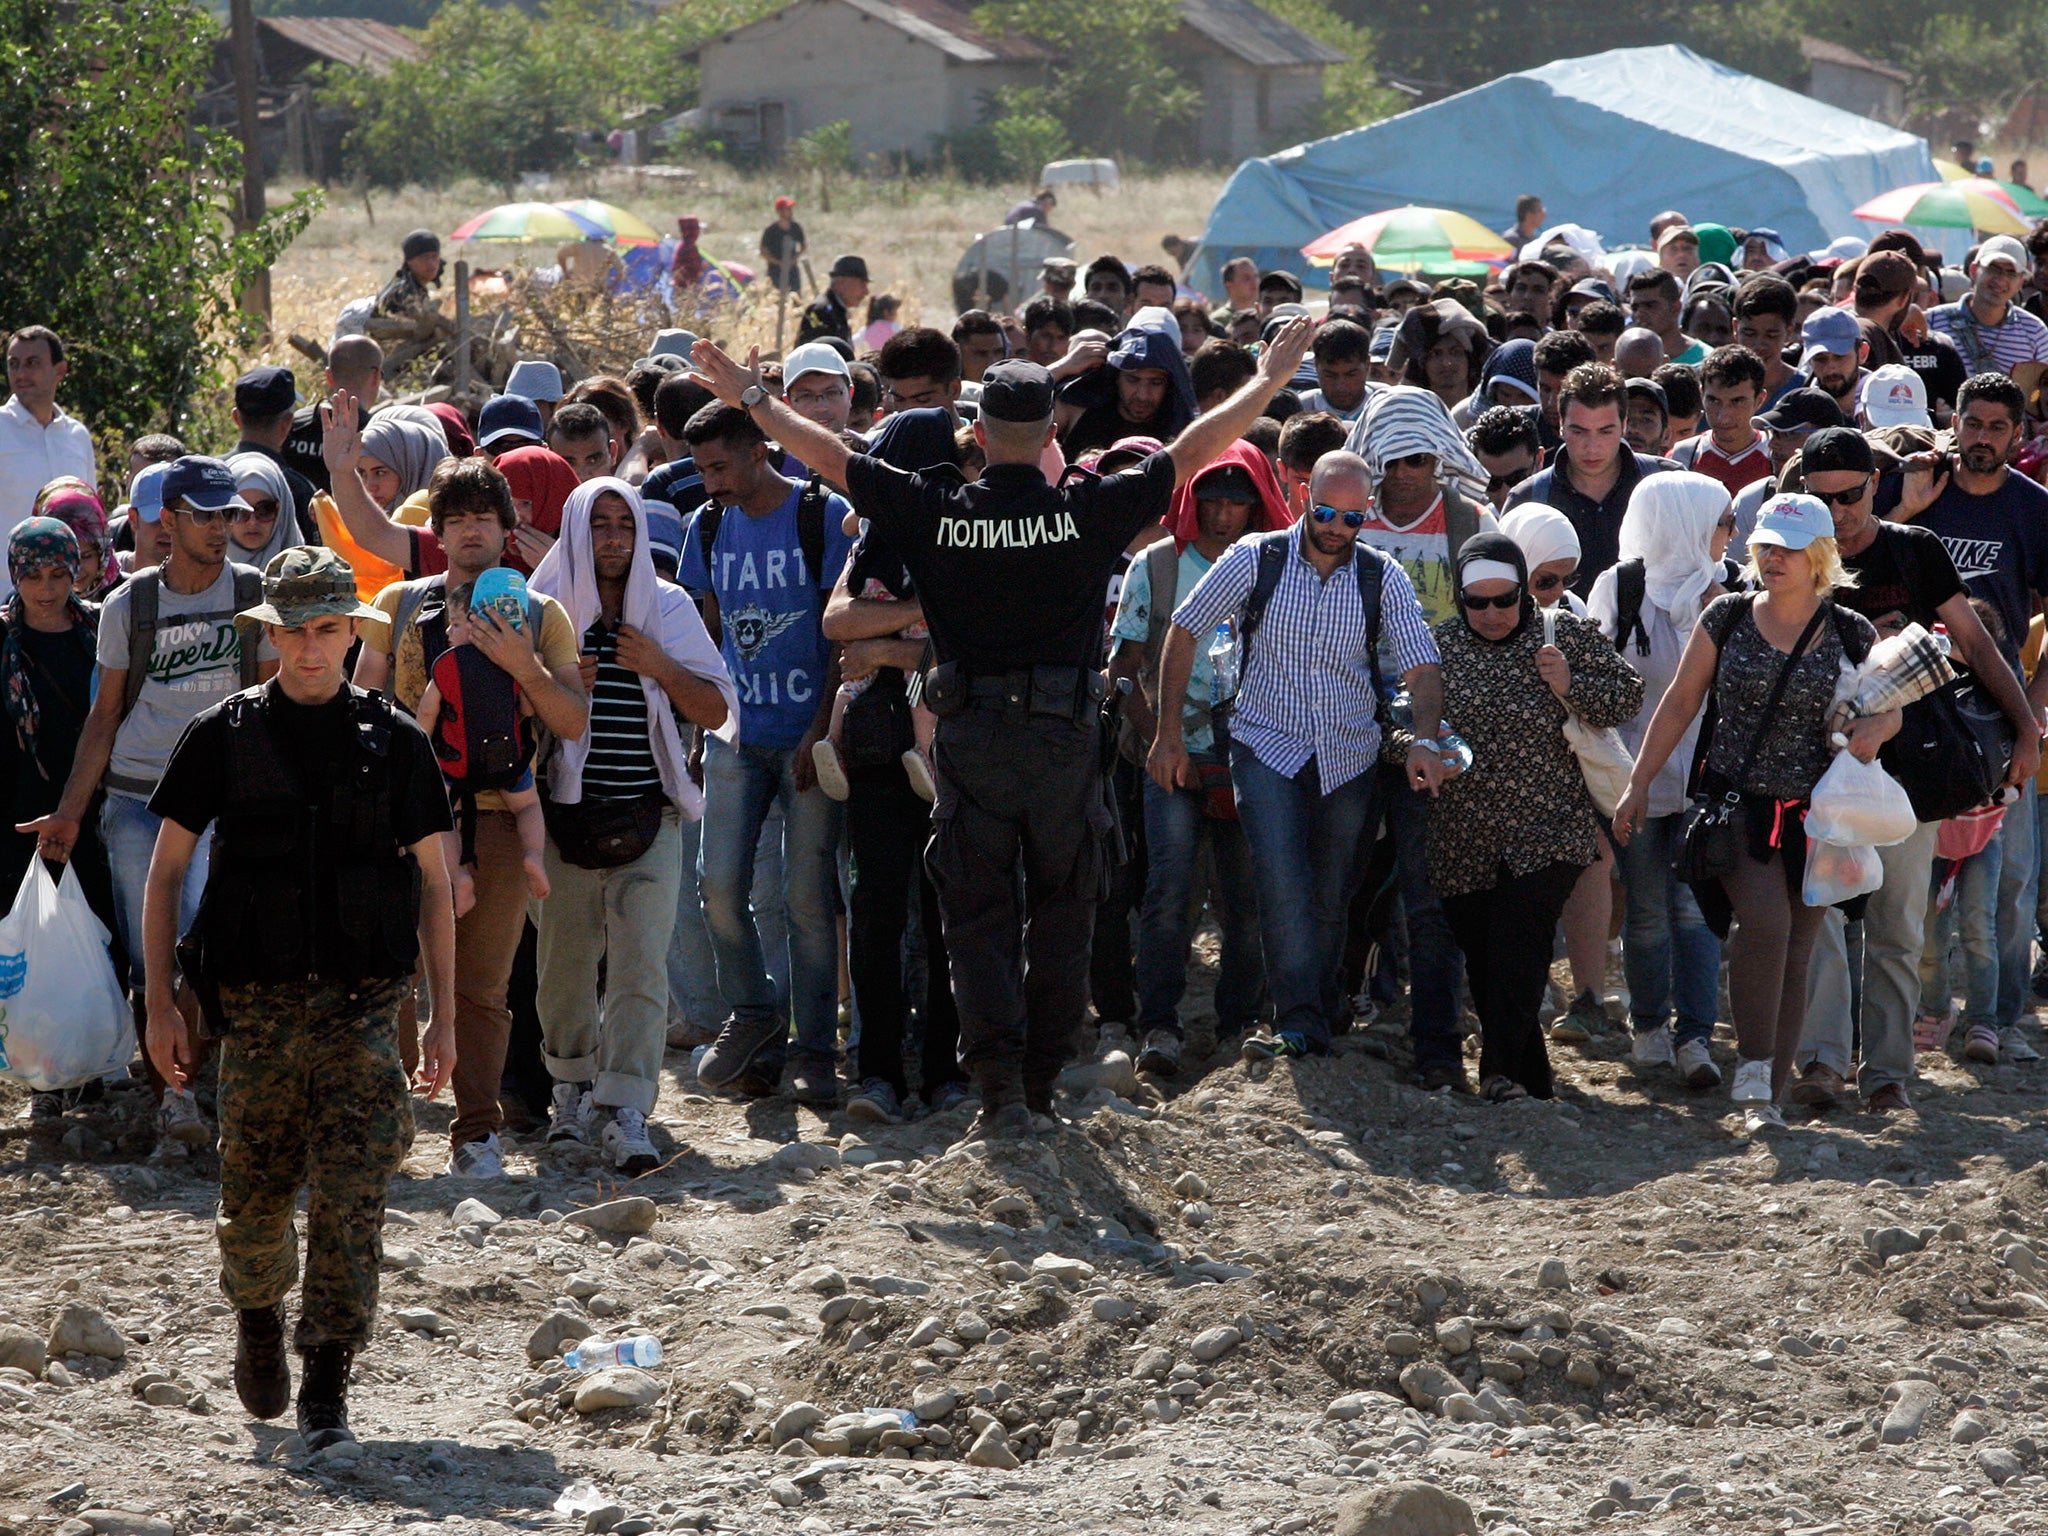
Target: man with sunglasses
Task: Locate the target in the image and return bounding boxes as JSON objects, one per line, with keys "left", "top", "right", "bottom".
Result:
{"left": 22, "top": 456, "right": 279, "bottom": 1152}
{"left": 1468, "top": 407, "right": 1542, "bottom": 512}
{"left": 1796, "top": 426, "right": 2040, "bottom": 1111}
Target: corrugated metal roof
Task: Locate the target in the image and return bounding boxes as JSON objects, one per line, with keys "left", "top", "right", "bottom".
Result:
{"left": 1800, "top": 35, "right": 1910, "bottom": 84}
{"left": 1176, "top": 0, "right": 1346, "bottom": 68}
{"left": 688, "top": 0, "right": 1048, "bottom": 63}
{"left": 259, "top": 16, "right": 420, "bottom": 76}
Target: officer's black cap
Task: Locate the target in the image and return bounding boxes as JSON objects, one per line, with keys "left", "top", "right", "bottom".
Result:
{"left": 978, "top": 360, "right": 1056, "bottom": 423}
{"left": 235, "top": 364, "right": 298, "bottom": 419}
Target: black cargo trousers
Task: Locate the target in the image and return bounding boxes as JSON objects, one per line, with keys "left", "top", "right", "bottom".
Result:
{"left": 925, "top": 672, "right": 1113, "bottom": 1111}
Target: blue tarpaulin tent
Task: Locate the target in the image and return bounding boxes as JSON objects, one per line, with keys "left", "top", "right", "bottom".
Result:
{"left": 1191, "top": 45, "right": 1937, "bottom": 294}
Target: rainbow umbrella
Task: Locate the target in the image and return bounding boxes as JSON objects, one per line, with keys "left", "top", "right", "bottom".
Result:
{"left": 1302, "top": 206, "right": 1514, "bottom": 275}
{"left": 1854, "top": 179, "right": 2029, "bottom": 236}
{"left": 552, "top": 199, "right": 662, "bottom": 248}
{"left": 1997, "top": 180, "right": 2048, "bottom": 219}
{"left": 1933, "top": 158, "right": 1969, "bottom": 182}
{"left": 451, "top": 201, "right": 609, "bottom": 244}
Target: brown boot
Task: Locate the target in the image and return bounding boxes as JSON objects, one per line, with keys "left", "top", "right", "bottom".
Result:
{"left": 233, "top": 1302, "right": 290, "bottom": 1420}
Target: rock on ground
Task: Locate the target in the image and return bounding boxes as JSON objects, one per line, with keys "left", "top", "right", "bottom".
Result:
{"left": 1334, "top": 1481, "right": 1481, "bottom": 1536}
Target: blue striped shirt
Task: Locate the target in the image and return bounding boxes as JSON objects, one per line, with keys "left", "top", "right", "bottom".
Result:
{"left": 1172, "top": 527, "right": 1439, "bottom": 792}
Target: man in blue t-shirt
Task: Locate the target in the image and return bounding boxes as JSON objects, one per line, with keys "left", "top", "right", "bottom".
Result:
{"left": 1878, "top": 372, "right": 2048, "bottom": 1059}
{"left": 675, "top": 402, "right": 853, "bottom": 1105}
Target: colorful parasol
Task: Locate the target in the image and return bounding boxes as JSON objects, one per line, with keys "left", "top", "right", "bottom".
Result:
{"left": 1933, "top": 158, "right": 1970, "bottom": 182}
{"left": 1996, "top": 180, "right": 2048, "bottom": 219}
{"left": 1302, "top": 206, "right": 1514, "bottom": 275}
{"left": 1853, "top": 179, "right": 2029, "bottom": 236}
{"left": 450, "top": 201, "right": 610, "bottom": 243}
{"left": 551, "top": 199, "right": 662, "bottom": 248}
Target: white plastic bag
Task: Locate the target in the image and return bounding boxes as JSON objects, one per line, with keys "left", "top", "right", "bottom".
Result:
{"left": 1544, "top": 608, "right": 1635, "bottom": 816}
{"left": 1805, "top": 750, "right": 1916, "bottom": 847}
{"left": 0, "top": 860, "right": 131, "bottom": 1091}
{"left": 1803, "top": 835, "right": 1884, "bottom": 907}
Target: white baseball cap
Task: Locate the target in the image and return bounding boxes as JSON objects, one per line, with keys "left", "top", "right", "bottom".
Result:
{"left": 1860, "top": 364, "right": 1931, "bottom": 430}
{"left": 781, "top": 341, "right": 851, "bottom": 387}
{"left": 1974, "top": 235, "right": 2030, "bottom": 274}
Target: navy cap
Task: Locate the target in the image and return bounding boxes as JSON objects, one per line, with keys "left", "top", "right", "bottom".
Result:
{"left": 977, "top": 360, "right": 1056, "bottom": 423}
{"left": 162, "top": 455, "right": 248, "bottom": 514}
{"left": 1192, "top": 463, "right": 1258, "bottom": 501}
{"left": 1755, "top": 386, "right": 1847, "bottom": 435}
{"left": 479, "top": 393, "right": 545, "bottom": 449}
{"left": 234, "top": 364, "right": 298, "bottom": 418}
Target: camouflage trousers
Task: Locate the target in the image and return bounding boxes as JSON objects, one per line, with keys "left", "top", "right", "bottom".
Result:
{"left": 214, "top": 978, "right": 414, "bottom": 1351}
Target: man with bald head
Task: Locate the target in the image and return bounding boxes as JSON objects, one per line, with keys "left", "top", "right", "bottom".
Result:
{"left": 1613, "top": 328, "right": 1665, "bottom": 380}
{"left": 287, "top": 336, "right": 384, "bottom": 496}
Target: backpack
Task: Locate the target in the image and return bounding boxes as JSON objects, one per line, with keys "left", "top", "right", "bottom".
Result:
{"left": 1219, "top": 529, "right": 1387, "bottom": 733}
{"left": 689, "top": 472, "right": 830, "bottom": 611}
{"left": 1611, "top": 556, "right": 1748, "bottom": 657}
{"left": 1116, "top": 538, "right": 1183, "bottom": 764}
{"left": 427, "top": 644, "right": 534, "bottom": 795}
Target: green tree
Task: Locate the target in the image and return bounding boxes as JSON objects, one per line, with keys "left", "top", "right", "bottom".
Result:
{"left": 0, "top": 0, "right": 318, "bottom": 450}
{"left": 974, "top": 0, "right": 1199, "bottom": 158}
{"left": 785, "top": 119, "right": 854, "bottom": 209}
{"left": 989, "top": 98, "right": 1069, "bottom": 184}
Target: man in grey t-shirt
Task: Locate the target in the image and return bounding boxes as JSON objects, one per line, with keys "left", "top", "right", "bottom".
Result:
{"left": 23, "top": 456, "right": 276, "bottom": 1150}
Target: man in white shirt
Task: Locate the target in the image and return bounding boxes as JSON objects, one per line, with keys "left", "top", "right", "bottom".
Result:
{"left": 0, "top": 327, "right": 96, "bottom": 591}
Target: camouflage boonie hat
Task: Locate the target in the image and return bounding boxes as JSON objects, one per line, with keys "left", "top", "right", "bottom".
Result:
{"left": 234, "top": 545, "right": 390, "bottom": 633}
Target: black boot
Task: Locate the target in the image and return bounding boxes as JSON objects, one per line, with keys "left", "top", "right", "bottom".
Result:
{"left": 233, "top": 1302, "right": 291, "bottom": 1420}
{"left": 297, "top": 1342, "right": 356, "bottom": 1451}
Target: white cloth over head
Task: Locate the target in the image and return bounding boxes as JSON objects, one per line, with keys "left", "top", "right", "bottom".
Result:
{"left": 1617, "top": 470, "right": 1730, "bottom": 639}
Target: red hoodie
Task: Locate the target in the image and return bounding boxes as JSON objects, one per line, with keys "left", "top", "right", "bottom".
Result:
{"left": 1164, "top": 439, "right": 1296, "bottom": 552}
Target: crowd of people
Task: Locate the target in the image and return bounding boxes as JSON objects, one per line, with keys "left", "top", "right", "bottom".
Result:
{"left": 9, "top": 185, "right": 2048, "bottom": 1445}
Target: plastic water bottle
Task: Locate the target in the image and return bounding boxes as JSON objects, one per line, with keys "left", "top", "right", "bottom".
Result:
{"left": 563, "top": 1336, "right": 663, "bottom": 1371}
{"left": 1208, "top": 621, "right": 1240, "bottom": 705}
{"left": 1932, "top": 622, "right": 1952, "bottom": 657}
{"left": 1438, "top": 731, "right": 1475, "bottom": 775}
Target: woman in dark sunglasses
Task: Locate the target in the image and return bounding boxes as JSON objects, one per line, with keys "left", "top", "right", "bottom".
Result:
{"left": 1389, "top": 531, "right": 1644, "bottom": 1102}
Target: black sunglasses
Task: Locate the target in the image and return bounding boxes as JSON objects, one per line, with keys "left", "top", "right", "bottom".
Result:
{"left": 1528, "top": 570, "right": 1569, "bottom": 591}
{"left": 1487, "top": 465, "right": 1532, "bottom": 493}
{"left": 1461, "top": 588, "right": 1523, "bottom": 610}
{"left": 1311, "top": 504, "right": 1368, "bottom": 528}
{"left": 1806, "top": 477, "right": 1871, "bottom": 508}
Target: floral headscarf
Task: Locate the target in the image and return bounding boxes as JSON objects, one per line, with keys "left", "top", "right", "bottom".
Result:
{"left": 2, "top": 517, "right": 97, "bottom": 776}
{"left": 33, "top": 477, "right": 109, "bottom": 574}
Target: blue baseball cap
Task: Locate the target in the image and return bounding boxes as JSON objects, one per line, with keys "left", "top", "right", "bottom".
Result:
{"left": 469, "top": 566, "right": 528, "bottom": 632}
{"left": 1799, "top": 305, "right": 1863, "bottom": 368}
{"left": 128, "top": 461, "right": 173, "bottom": 523}
{"left": 161, "top": 455, "right": 248, "bottom": 514}
{"left": 1751, "top": 493, "right": 1834, "bottom": 552}
{"left": 479, "top": 393, "right": 545, "bottom": 450}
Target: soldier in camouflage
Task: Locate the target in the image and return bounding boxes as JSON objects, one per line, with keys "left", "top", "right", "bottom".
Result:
{"left": 141, "top": 546, "right": 457, "bottom": 1451}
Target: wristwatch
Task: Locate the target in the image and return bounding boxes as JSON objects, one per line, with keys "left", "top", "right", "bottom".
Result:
{"left": 739, "top": 383, "right": 768, "bottom": 409}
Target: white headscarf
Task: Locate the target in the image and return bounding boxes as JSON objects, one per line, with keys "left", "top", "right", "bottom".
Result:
{"left": 527, "top": 476, "right": 736, "bottom": 815}
{"left": 1617, "top": 471, "right": 1729, "bottom": 638}
{"left": 1499, "top": 504, "right": 1581, "bottom": 576}
{"left": 224, "top": 452, "right": 299, "bottom": 572}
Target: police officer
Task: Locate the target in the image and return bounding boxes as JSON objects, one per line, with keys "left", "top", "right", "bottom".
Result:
{"left": 141, "top": 547, "right": 457, "bottom": 1451}
{"left": 689, "top": 317, "right": 1315, "bottom": 1142}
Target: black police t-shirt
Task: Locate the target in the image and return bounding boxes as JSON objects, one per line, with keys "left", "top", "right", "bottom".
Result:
{"left": 151, "top": 682, "right": 453, "bottom": 850}
{"left": 1837, "top": 521, "right": 1963, "bottom": 635}
{"left": 843, "top": 450, "right": 1175, "bottom": 673}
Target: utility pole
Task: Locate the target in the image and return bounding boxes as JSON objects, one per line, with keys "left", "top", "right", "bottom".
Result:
{"left": 231, "top": 0, "right": 271, "bottom": 324}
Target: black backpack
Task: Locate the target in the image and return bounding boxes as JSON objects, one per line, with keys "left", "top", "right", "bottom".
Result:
{"left": 691, "top": 474, "right": 829, "bottom": 608}
{"left": 1218, "top": 530, "right": 1387, "bottom": 733}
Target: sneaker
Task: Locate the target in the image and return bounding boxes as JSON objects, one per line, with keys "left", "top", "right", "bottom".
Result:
{"left": 789, "top": 1060, "right": 841, "bottom": 1106}
{"left": 926, "top": 1081, "right": 975, "bottom": 1116}
{"left": 901, "top": 750, "right": 936, "bottom": 804}
{"left": 1742, "top": 1102, "right": 1786, "bottom": 1134}
{"left": 948, "top": 1102, "right": 1036, "bottom": 1151}
{"left": 1788, "top": 1061, "right": 1845, "bottom": 1108}
{"left": 1548, "top": 989, "right": 1606, "bottom": 1044}
{"left": 696, "top": 1014, "right": 788, "bottom": 1091}
{"left": 1675, "top": 1038, "right": 1721, "bottom": 1090}
{"left": 1630, "top": 1028, "right": 1675, "bottom": 1069}
{"left": 30, "top": 1090, "right": 65, "bottom": 1125}
{"left": 157, "top": 1087, "right": 211, "bottom": 1146}
{"left": 810, "top": 739, "right": 851, "bottom": 801}
{"left": 601, "top": 1106, "right": 661, "bottom": 1175}
{"left": 445, "top": 1133, "right": 505, "bottom": 1179}
{"left": 1136, "top": 1028, "right": 1182, "bottom": 1077}
{"left": 1242, "top": 1030, "right": 1316, "bottom": 1062}
{"left": 846, "top": 1078, "right": 903, "bottom": 1125}
{"left": 546, "top": 1080, "right": 593, "bottom": 1145}
{"left": 1964, "top": 1022, "right": 2001, "bottom": 1063}
{"left": 665, "top": 1014, "right": 717, "bottom": 1051}
{"left": 2001, "top": 1026, "right": 2043, "bottom": 1063}
{"left": 1729, "top": 1058, "right": 1774, "bottom": 1103}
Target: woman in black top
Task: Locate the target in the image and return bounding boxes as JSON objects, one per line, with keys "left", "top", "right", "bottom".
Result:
{"left": 1616, "top": 494, "right": 1897, "bottom": 1130}
{"left": 0, "top": 518, "right": 119, "bottom": 1120}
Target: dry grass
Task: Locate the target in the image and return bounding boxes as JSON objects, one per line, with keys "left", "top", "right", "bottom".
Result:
{"left": 260, "top": 161, "right": 1227, "bottom": 384}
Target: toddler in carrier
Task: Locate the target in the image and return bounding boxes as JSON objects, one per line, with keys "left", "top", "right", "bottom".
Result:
{"left": 810, "top": 524, "right": 935, "bottom": 803}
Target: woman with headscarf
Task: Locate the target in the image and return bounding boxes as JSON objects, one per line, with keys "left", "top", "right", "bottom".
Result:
{"left": 32, "top": 477, "right": 111, "bottom": 598}
{"left": 495, "top": 444, "right": 581, "bottom": 575}
{"left": 1454, "top": 337, "right": 1540, "bottom": 428}
{"left": 1393, "top": 531, "right": 1643, "bottom": 1100}
{"left": 672, "top": 215, "right": 710, "bottom": 290}
{"left": 223, "top": 452, "right": 299, "bottom": 575}
{"left": 1588, "top": 472, "right": 1737, "bottom": 1088}
{"left": 525, "top": 476, "right": 735, "bottom": 1169}
{"left": 317, "top": 405, "right": 453, "bottom": 599}
{"left": 427, "top": 402, "right": 477, "bottom": 461}
{"left": 1390, "top": 298, "right": 1493, "bottom": 411}
{"left": 359, "top": 413, "right": 450, "bottom": 509}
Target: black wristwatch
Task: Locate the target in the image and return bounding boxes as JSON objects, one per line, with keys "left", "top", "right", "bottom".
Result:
{"left": 739, "top": 383, "right": 768, "bottom": 410}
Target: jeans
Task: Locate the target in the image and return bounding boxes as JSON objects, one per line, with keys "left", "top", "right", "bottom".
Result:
{"left": 1382, "top": 771, "right": 1464, "bottom": 1069}
{"left": 1921, "top": 839, "right": 2001, "bottom": 1031}
{"left": 700, "top": 736, "right": 843, "bottom": 1071}
{"left": 1135, "top": 776, "right": 1263, "bottom": 1038}
{"left": 1996, "top": 783, "right": 2038, "bottom": 1028}
{"left": 536, "top": 808, "right": 686, "bottom": 1115}
{"left": 104, "top": 792, "right": 210, "bottom": 993}
{"left": 1230, "top": 747, "right": 1381, "bottom": 1047}
{"left": 846, "top": 763, "right": 960, "bottom": 1098}
{"left": 668, "top": 808, "right": 788, "bottom": 1032}
{"left": 1615, "top": 811, "right": 1719, "bottom": 1045}
{"left": 1801, "top": 819, "right": 1937, "bottom": 1092}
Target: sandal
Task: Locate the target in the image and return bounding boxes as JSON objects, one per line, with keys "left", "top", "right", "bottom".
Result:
{"left": 1913, "top": 1011, "right": 1955, "bottom": 1053}
{"left": 1964, "top": 1021, "right": 2001, "bottom": 1064}
{"left": 1480, "top": 1074, "right": 1529, "bottom": 1103}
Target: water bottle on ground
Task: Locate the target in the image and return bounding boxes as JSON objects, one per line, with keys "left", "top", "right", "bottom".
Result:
{"left": 564, "top": 1335, "right": 663, "bottom": 1371}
